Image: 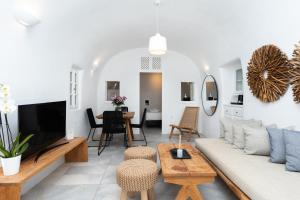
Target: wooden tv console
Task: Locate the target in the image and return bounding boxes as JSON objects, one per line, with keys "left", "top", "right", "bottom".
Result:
{"left": 0, "top": 137, "right": 88, "bottom": 200}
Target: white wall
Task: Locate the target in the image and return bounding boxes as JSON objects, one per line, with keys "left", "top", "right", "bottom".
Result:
{"left": 3, "top": 0, "right": 299, "bottom": 139}
{"left": 0, "top": 1, "right": 98, "bottom": 193}
{"left": 202, "top": 0, "right": 300, "bottom": 136}
{"left": 96, "top": 48, "right": 204, "bottom": 134}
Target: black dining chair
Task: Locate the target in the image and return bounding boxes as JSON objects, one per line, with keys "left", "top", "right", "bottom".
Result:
{"left": 98, "top": 111, "right": 127, "bottom": 155}
{"left": 121, "top": 106, "right": 128, "bottom": 112}
{"left": 131, "top": 108, "right": 147, "bottom": 146}
{"left": 86, "top": 108, "right": 103, "bottom": 145}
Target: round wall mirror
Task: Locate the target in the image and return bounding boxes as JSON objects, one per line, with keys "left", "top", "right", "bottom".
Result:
{"left": 201, "top": 75, "right": 219, "bottom": 116}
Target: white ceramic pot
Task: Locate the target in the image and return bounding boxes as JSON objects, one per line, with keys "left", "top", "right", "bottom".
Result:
{"left": 0, "top": 155, "right": 21, "bottom": 176}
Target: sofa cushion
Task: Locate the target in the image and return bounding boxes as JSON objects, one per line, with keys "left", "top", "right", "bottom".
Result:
{"left": 221, "top": 118, "right": 260, "bottom": 144}
{"left": 233, "top": 120, "right": 262, "bottom": 149}
{"left": 221, "top": 117, "right": 235, "bottom": 143}
{"left": 243, "top": 126, "right": 270, "bottom": 155}
{"left": 195, "top": 138, "right": 300, "bottom": 200}
{"left": 267, "top": 128, "right": 286, "bottom": 163}
{"left": 284, "top": 130, "right": 300, "bottom": 172}
{"left": 219, "top": 119, "right": 225, "bottom": 138}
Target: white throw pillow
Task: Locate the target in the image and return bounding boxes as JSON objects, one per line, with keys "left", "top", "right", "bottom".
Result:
{"left": 221, "top": 117, "right": 235, "bottom": 143}
{"left": 233, "top": 120, "right": 262, "bottom": 149}
{"left": 220, "top": 120, "right": 225, "bottom": 138}
{"left": 244, "top": 126, "right": 270, "bottom": 155}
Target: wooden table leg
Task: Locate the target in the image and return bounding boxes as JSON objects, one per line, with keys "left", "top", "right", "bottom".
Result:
{"left": 189, "top": 185, "right": 204, "bottom": 200}
{"left": 175, "top": 185, "right": 189, "bottom": 200}
{"left": 126, "top": 120, "right": 133, "bottom": 146}
{"left": 0, "top": 184, "right": 21, "bottom": 200}
{"left": 130, "top": 121, "right": 134, "bottom": 140}
{"left": 175, "top": 185, "right": 203, "bottom": 200}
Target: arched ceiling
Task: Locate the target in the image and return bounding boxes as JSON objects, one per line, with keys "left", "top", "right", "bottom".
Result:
{"left": 4, "top": 0, "right": 300, "bottom": 70}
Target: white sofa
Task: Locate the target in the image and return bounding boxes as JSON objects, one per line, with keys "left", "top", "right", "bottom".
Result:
{"left": 195, "top": 138, "right": 300, "bottom": 200}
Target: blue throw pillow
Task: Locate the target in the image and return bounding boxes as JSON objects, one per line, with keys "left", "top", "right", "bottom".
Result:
{"left": 267, "top": 128, "right": 285, "bottom": 163}
{"left": 283, "top": 130, "right": 300, "bottom": 172}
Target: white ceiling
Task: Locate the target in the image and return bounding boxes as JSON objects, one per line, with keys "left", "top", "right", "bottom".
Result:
{"left": 4, "top": 0, "right": 300, "bottom": 70}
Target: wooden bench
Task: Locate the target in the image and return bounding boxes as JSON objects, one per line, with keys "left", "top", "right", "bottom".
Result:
{"left": 0, "top": 137, "right": 88, "bottom": 200}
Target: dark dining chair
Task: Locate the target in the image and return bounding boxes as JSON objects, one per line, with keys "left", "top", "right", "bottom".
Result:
{"left": 86, "top": 108, "right": 103, "bottom": 146}
{"left": 121, "top": 106, "right": 128, "bottom": 112}
{"left": 131, "top": 108, "right": 147, "bottom": 146}
{"left": 98, "top": 111, "right": 127, "bottom": 155}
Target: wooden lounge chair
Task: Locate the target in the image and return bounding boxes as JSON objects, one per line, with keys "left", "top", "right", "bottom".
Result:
{"left": 169, "top": 106, "right": 200, "bottom": 140}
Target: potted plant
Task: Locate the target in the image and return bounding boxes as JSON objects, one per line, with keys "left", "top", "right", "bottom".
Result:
{"left": 0, "top": 133, "right": 33, "bottom": 176}
{"left": 0, "top": 83, "right": 34, "bottom": 176}
{"left": 111, "top": 96, "right": 127, "bottom": 111}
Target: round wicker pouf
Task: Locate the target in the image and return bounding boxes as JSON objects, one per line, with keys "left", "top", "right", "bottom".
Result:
{"left": 124, "top": 146, "right": 157, "bottom": 162}
{"left": 117, "top": 159, "right": 158, "bottom": 200}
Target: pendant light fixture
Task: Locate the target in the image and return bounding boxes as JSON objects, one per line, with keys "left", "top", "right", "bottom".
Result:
{"left": 149, "top": 0, "right": 167, "bottom": 55}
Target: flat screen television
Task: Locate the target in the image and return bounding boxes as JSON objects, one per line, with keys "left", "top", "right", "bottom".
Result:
{"left": 18, "top": 101, "right": 66, "bottom": 160}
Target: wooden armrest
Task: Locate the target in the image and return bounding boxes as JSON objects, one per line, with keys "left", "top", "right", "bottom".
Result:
{"left": 170, "top": 124, "right": 195, "bottom": 132}
{"left": 170, "top": 124, "right": 178, "bottom": 128}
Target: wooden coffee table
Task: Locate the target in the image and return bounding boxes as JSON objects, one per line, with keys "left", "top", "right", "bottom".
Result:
{"left": 157, "top": 143, "right": 216, "bottom": 200}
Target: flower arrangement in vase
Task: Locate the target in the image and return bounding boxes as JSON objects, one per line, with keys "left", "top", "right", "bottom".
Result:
{"left": 0, "top": 84, "right": 34, "bottom": 176}
{"left": 111, "top": 96, "right": 127, "bottom": 111}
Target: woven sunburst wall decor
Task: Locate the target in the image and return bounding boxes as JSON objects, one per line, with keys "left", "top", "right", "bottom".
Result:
{"left": 247, "top": 44, "right": 291, "bottom": 103}
{"left": 290, "top": 42, "right": 300, "bottom": 103}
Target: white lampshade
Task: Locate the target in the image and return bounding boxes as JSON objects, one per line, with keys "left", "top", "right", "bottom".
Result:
{"left": 149, "top": 33, "right": 167, "bottom": 55}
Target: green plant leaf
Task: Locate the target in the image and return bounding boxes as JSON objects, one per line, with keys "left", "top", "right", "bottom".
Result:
{"left": 16, "top": 143, "right": 29, "bottom": 156}
{"left": 12, "top": 133, "right": 21, "bottom": 149}
{"left": 13, "top": 134, "right": 34, "bottom": 156}
{"left": 0, "top": 144, "right": 11, "bottom": 158}
{"left": 11, "top": 133, "right": 21, "bottom": 157}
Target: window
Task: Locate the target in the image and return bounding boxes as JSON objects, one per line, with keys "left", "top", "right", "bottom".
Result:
{"left": 236, "top": 69, "right": 243, "bottom": 92}
{"left": 106, "top": 81, "right": 120, "bottom": 101}
{"left": 69, "top": 67, "right": 82, "bottom": 109}
{"left": 181, "top": 82, "right": 194, "bottom": 101}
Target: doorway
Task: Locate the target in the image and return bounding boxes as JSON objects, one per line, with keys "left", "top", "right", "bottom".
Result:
{"left": 140, "top": 73, "right": 162, "bottom": 130}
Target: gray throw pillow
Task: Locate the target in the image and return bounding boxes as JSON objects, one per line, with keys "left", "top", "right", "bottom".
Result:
{"left": 284, "top": 130, "right": 300, "bottom": 172}
{"left": 244, "top": 126, "right": 270, "bottom": 155}
{"left": 267, "top": 128, "right": 286, "bottom": 163}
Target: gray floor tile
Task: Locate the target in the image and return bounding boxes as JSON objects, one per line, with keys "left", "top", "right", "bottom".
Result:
{"left": 65, "top": 165, "right": 106, "bottom": 175}
{"left": 23, "top": 184, "right": 98, "bottom": 200}
{"left": 22, "top": 128, "right": 238, "bottom": 200}
{"left": 93, "top": 184, "right": 120, "bottom": 200}
{"left": 54, "top": 174, "right": 102, "bottom": 185}
{"left": 100, "top": 165, "right": 118, "bottom": 185}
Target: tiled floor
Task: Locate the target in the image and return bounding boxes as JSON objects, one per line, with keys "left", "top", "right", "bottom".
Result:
{"left": 22, "top": 128, "right": 237, "bottom": 200}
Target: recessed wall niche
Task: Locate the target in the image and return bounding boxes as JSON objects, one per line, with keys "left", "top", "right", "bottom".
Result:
{"left": 219, "top": 58, "right": 244, "bottom": 119}
{"left": 106, "top": 81, "right": 120, "bottom": 101}
{"left": 181, "top": 82, "right": 194, "bottom": 101}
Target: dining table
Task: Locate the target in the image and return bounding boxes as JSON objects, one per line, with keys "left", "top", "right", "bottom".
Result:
{"left": 96, "top": 112, "right": 135, "bottom": 146}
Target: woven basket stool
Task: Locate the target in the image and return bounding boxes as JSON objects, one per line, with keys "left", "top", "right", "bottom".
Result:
{"left": 117, "top": 159, "right": 158, "bottom": 200}
{"left": 124, "top": 146, "right": 157, "bottom": 162}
